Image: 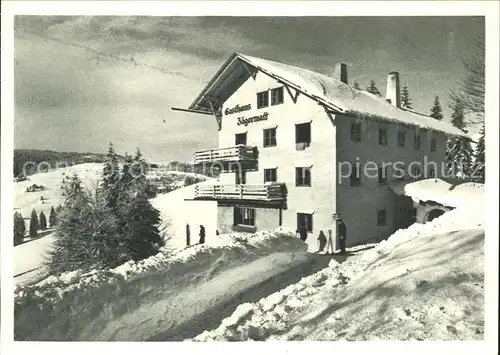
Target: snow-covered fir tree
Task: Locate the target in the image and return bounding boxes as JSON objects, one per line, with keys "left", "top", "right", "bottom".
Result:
{"left": 101, "top": 142, "right": 121, "bottom": 208}
{"left": 353, "top": 81, "right": 361, "bottom": 90}
{"left": 400, "top": 83, "right": 413, "bottom": 109}
{"left": 430, "top": 96, "right": 444, "bottom": 120}
{"left": 445, "top": 99, "right": 474, "bottom": 177}
{"left": 366, "top": 80, "right": 382, "bottom": 96}
{"left": 473, "top": 123, "right": 485, "bottom": 182}
{"left": 29, "top": 209, "right": 39, "bottom": 238}
{"left": 39, "top": 210, "right": 47, "bottom": 230}
{"left": 49, "top": 206, "right": 57, "bottom": 227}
{"left": 14, "top": 212, "right": 26, "bottom": 245}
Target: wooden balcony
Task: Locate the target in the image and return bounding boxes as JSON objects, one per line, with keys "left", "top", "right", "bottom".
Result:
{"left": 193, "top": 145, "right": 257, "bottom": 165}
{"left": 193, "top": 183, "right": 286, "bottom": 202}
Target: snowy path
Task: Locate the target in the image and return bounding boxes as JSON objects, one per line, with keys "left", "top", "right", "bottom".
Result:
{"left": 147, "top": 251, "right": 368, "bottom": 341}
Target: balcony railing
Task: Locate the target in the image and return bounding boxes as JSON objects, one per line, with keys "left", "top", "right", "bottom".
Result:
{"left": 193, "top": 183, "right": 286, "bottom": 202}
{"left": 193, "top": 145, "right": 257, "bottom": 164}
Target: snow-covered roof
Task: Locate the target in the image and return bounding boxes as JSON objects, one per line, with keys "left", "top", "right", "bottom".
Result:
{"left": 188, "top": 53, "right": 468, "bottom": 138}
{"left": 389, "top": 178, "right": 484, "bottom": 208}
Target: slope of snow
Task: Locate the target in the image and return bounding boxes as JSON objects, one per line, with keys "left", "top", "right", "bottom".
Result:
{"left": 195, "top": 189, "right": 484, "bottom": 341}
{"left": 14, "top": 228, "right": 309, "bottom": 341}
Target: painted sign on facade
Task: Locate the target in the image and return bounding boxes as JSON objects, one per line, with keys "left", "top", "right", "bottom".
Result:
{"left": 237, "top": 112, "right": 269, "bottom": 126}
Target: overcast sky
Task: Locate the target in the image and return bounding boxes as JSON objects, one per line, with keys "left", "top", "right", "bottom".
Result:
{"left": 14, "top": 16, "right": 484, "bottom": 163}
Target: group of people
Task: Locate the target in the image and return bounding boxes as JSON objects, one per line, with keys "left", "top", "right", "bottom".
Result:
{"left": 297, "top": 218, "right": 347, "bottom": 254}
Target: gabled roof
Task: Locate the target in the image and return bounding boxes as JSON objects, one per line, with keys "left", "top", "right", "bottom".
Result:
{"left": 188, "top": 53, "right": 468, "bottom": 137}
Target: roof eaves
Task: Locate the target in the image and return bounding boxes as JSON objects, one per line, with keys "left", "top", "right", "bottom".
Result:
{"left": 188, "top": 52, "right": 240, "bottom": 111}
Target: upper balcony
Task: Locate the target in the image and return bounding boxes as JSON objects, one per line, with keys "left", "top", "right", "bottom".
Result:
{"left": 193, "top": 145, "right": 258, "bottom": 165}
{"left": 193, "top": 183, "right": 286, "bottom": 204}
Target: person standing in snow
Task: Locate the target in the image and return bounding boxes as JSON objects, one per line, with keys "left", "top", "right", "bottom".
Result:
{"left": 337, "top": 218, "right": 347, "bottom": 254}
{"left": 199, "top": 224, "right": 206, "bottom": 244}
{"left": 317, "top": 230, "right": 327, "bottom": 253}
{"left": 297, "top": 225, "right": 308, "bottom": 242}
{"left": 186, "top": 223, "right": 190, "bottom": 246}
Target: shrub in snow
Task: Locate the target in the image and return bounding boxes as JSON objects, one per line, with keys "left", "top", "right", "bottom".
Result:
{"left": 29, "top": 209, "right": 39, "bottom": 238}
{"left": 14, "top": 212, "right": 26, "bottom": 246}
{"left": 39, "top": 211, "right": 47, "bottom": 230}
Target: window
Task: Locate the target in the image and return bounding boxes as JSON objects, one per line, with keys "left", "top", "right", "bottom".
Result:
{"left": 413, "top": 132, "right": 421, "bottom": 151}
{"left": 350, "top": 122, "right": 362, "bottom": 142}
{"left": 379, "top": 128, "right": 388, "bottom": 145}
{"left": 428, "top": 167, "right": 436, "bottom": 178}
{"left": 295, "top": 122, "right": 311, "bottom": 144}
{"left": 264, "top": 168, "right": 277, "bottom": 183}
{"left": 430, "top": 138, "right": 437, "bottom": 152}
{"left": 378, "top": 166, "right": 388, "bottom": 185}
{"left": 257, "top": 91, "right": 269, "bottom": 109}
{"left": 397, "top": 131, "right": 406, "bottom": 147}
{"left": 350, "top": 165, "right": 361, "bottom": 186}
{"left": 394, "top": 164, "right": 405, "bottom": 180}
{"left": 296, "top": 167, "right": 311, "bottom": 186}
{"left": 271, "top": 87, "right": 284, "bottom": 106}
{"left": 234, "top": 207, "right": 255, "bottom": 226}
{"left": 377, "top": 209, "right": 387, "bottom": 226}
{"left": 263, "top": 128, "right": 277, "bottom": 147}
{"left": 410, "top": 165, "right": 421, "bottom": 178}
{"left": 235, "top": 133, "right": 247, "bottom": 146}
{"left": 297, "top": 213, "right": 313, "bottom": 232}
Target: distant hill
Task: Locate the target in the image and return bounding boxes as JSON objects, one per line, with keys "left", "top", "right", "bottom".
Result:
{"left": 13, "top": 149, "right": 122, "bottom": 177}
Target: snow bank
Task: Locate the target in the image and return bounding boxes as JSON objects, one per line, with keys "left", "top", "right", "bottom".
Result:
{"left": 14, "top": 228, "right": 309, "bottom": 341}
{"left": 195, "top": 185, "right": 484, "bottom": 341}
{"left": 391, "top": 179, "right": 484, "bottom": 209}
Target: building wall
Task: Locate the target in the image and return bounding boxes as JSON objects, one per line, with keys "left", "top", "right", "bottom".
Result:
{"left": 335, "top": 113, "right": 447, "bottom": 246}
{"left": 216, "top": 72, "right": 338, "bottom": 243}
{"left": 217, "top": 205, "right": 281, "bottom": 234}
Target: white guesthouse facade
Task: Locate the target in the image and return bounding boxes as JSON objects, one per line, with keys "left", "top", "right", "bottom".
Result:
{"left": 174, "top": 53, "right": 467, "bottom": 249}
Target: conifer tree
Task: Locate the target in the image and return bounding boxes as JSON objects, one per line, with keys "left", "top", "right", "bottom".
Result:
{"left": 29, "top": 209, "right": 39, "bottom": 238}
{"left": 14, "top": 212, "right": 26, "bottom": 246}
{"left": 101, "top": 142, "right": 121, "bottom": 209}
{"left": 353, "top": 81, "right": 361, "bottom": 90}
{"left": 401, "top": 82, "right": 413, "bottom": 109}
{"left": 473, "top": 123, "right": 485, "bottom": 181}
{"left": 446, "top": 99, "right": 474, "bottom": 177}
{"left": 366, "top": 80, "right": 382, "bottom": 96}
{"left": 47, "top": 186, "right": 123, "bottom": 274}
{"left": 39, "top": 211, "right": 47, "bottom": 230}
{"left": 430, "top": 96, "right": 444, "bottom": 120}
{"left": 49, "top": 206, "right": 57, "bottom": 227}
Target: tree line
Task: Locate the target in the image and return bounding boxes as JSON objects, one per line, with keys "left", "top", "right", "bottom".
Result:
{"left": 14, "top": 205, "right": 61, "bottom": 246}
{"left": 13, "top": 149, "right": 120, "bottom": 178}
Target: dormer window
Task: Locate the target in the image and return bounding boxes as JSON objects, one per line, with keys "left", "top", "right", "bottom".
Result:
{"left": 257, "top": 91, "right": 269, "bottom": 109}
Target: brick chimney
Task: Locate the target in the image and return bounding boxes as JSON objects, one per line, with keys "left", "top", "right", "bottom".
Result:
{"left": 385, "top": 72, "right": 401, "bottom": 107}
{"left": 334, "top": 63, "right": 348, "bottom": 84}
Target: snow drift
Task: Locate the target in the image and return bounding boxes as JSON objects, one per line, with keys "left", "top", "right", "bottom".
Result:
{"left": 195, "top": 188, "right": 484, "bottom": 341}
{"left": 14, "top": 228, "right": 309, "bottom": 341}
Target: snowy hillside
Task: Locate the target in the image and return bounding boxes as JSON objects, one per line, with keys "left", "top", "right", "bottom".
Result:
{"left": 14, "top": 229, "right": 310, "bottom": 341}
{"left": 195, "top": 185, "right": 485, "bottom": 341}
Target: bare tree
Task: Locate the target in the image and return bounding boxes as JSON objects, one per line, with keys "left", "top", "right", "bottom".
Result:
{"left": 451, "top": 37, "right": 485, "bottom": 119}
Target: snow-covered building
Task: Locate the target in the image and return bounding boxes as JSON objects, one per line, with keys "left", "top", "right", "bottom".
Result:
{"left": 174, "top": 53, "right": 467, "bottom": 248}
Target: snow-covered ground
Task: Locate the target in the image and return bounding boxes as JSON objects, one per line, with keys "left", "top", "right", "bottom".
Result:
{"left": 14, "top": 229, "right": 309, "bottom": 341}
{"left": 195, "top": 185, "right": 485, "bottom": 341}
